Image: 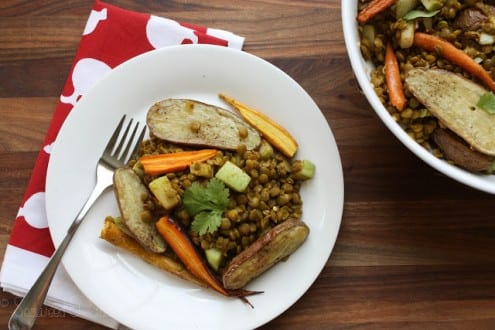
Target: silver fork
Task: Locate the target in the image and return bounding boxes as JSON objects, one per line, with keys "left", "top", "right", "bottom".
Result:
{"left": 8, "top": 115, "right": 146, "bottom": 330}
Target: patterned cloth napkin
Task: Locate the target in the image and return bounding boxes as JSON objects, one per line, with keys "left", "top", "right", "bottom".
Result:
{"left": 0, "top": 0, "right": 244, "bottom": 327}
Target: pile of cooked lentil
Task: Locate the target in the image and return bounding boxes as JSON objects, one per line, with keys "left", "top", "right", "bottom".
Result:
{"left": 358, "top": 0, "right": 495, "bottom": 159}
{"left": 129, "top": 135, "right": 306, "bottom": 273}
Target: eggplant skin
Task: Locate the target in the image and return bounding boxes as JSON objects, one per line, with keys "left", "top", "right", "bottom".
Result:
{"left": 455, "top": 8, "right": 487, "bottom": 31}
{"left": 222, "top": 218, "right": 309, "bottom": 290}
{"left": 113, "top": 168, "right": 167, "bottom": 253}
{"left": 432, "top": 128, "right": 494, "bottom": 173}
{"left": 147, "top": 98, "right": 261, "bottom": 151}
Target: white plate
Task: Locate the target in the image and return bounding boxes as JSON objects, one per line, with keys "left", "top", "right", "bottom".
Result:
{"left": 342, "top": 0, "right": 495, "bottom": 194}
{"left": 46, "top": 44, "right": 344, "bottom": 330}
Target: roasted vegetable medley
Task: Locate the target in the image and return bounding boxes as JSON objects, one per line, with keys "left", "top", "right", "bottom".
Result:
{"left": 357, "top": 0, "right": 495, "bottom": 173}
{"left": 100, "top": 95, "right": 314, "bottom": 303}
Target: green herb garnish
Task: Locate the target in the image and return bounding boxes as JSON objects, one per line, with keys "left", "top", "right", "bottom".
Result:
{"left": 403, "top": 9, "right": 440, "bottom": 21}
{"left": 477, "top": 92, "right": 495, "bottom": 114}
{"left": 183, "top": 178, "right": 230, "bottom": 235}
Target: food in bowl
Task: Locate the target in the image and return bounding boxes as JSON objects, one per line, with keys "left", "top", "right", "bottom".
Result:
{"left": 100, "top": 95, "right": 315, "bottom": 304}
{"left": 356, "top": 0, "right": 495, "bottom": 173}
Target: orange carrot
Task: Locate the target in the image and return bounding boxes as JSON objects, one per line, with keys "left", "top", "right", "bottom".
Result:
{"left": 139, "top": 149, "right": 217, "bottom": 176}
{"left": 219, "top": 93, "right": 298, "bottom": 158}
{"left": 413, "top": 32, "right": 495, "bottom": 92}
{"left": 357, "top": 0, "right": 396, "bottom": 23}
{"left": 155, "top": 216, "right": 262, "bottom": 306}
{"left": 385, "top": 43, "right": 407, "bottom": 111}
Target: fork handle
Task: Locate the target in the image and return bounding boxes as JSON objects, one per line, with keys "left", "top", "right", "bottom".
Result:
{"left": 8, "top": 183, "right": 109, "bottom": 330}
{"left": 8, "top": 228, "right": 73, "bottom": 330}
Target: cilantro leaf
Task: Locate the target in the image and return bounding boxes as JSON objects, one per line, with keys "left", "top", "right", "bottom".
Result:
{"left": 204, "top": 178, "right": 230, "bottom": 210}
{"left": 183, "top": 182, "right": 216, "bottom": 215}
{"left": 477, "top": 92, "right": 495, "bottom": 114}
{"left": 191, "top": 209, "right": 223, "bottom": 235}
{"left": 183, "top": 178, "right": 230, "bottom": 235}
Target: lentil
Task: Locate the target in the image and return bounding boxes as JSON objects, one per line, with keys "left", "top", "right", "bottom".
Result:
{"left": 136, "top": 135, "right": 307, "bottom": 272}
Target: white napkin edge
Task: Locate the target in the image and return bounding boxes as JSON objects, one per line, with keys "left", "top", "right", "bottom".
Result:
{"left": 0, "top": 244, "right": 119, "bottom": 329}
{"left": 207, "top": 27, "right": 245, "bottom": 50}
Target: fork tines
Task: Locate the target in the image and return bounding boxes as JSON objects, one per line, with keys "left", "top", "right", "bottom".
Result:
{"left": 105, "top": 115, "right": 146, "bottom": 164}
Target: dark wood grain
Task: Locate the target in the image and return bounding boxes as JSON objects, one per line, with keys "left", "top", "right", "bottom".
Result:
{"left": 1, "top": 0, "right": 495, "bottom": 329}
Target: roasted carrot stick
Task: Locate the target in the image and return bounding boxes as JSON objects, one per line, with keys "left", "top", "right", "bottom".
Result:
{"left": 219, "top": 93, "right": 298, "bottom": 158}
{"left": 413, "top": 32, "right": 495, "bottom": 92}
{"left": 139, "top": 149, "right": 217, "bottom": 176}
{"left": 155, "top": 216, "right": 262, "bottom": 306}
{"left": 385, "top": 43, "right": 407, "bottom": 111}
{"left": 357, "top": 0, "right": 396, "bottom": 23}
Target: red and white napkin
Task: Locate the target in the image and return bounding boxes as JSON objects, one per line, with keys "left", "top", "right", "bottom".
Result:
{"left": 0, "top": 1, "right": 244, "bottom": 327}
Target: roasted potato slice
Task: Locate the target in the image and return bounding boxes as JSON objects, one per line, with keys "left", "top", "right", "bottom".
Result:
{"left": 222, "top": 218, "right": 309, "bottom": 290}
{"left": 147, "top": 99, "right": 261, "bottom": 150}
{"left": 113, "top": 168, "right": 166, "bottom": 253}
{"left": 405, "top": 68, "right": 495, "bottom": 156}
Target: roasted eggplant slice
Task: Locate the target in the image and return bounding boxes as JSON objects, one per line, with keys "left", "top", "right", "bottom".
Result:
{"left": 113, "top": 168, "right": 167, "bottom": 253}
{"left": 147, "top": 98, "right": 261, "bottom": 151}
{"left": 432, "top": 128, "right": 494, "bottom": 173}
{"left": 222, "top": 218, "right": 309, "bottom": 290}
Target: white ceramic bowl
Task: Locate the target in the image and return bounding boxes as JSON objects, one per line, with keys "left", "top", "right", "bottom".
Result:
{"left": 342, "top": 0, "right": 495, "bottom": 194}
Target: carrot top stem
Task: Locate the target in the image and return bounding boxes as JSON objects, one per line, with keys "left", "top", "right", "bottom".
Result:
{"left": 413, "top": 32, "right": 495, "bottom": 92}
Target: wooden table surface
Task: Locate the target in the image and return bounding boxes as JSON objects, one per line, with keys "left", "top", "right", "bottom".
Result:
{"left": 2, "top": 0, "right": 495, "bottom": 329}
